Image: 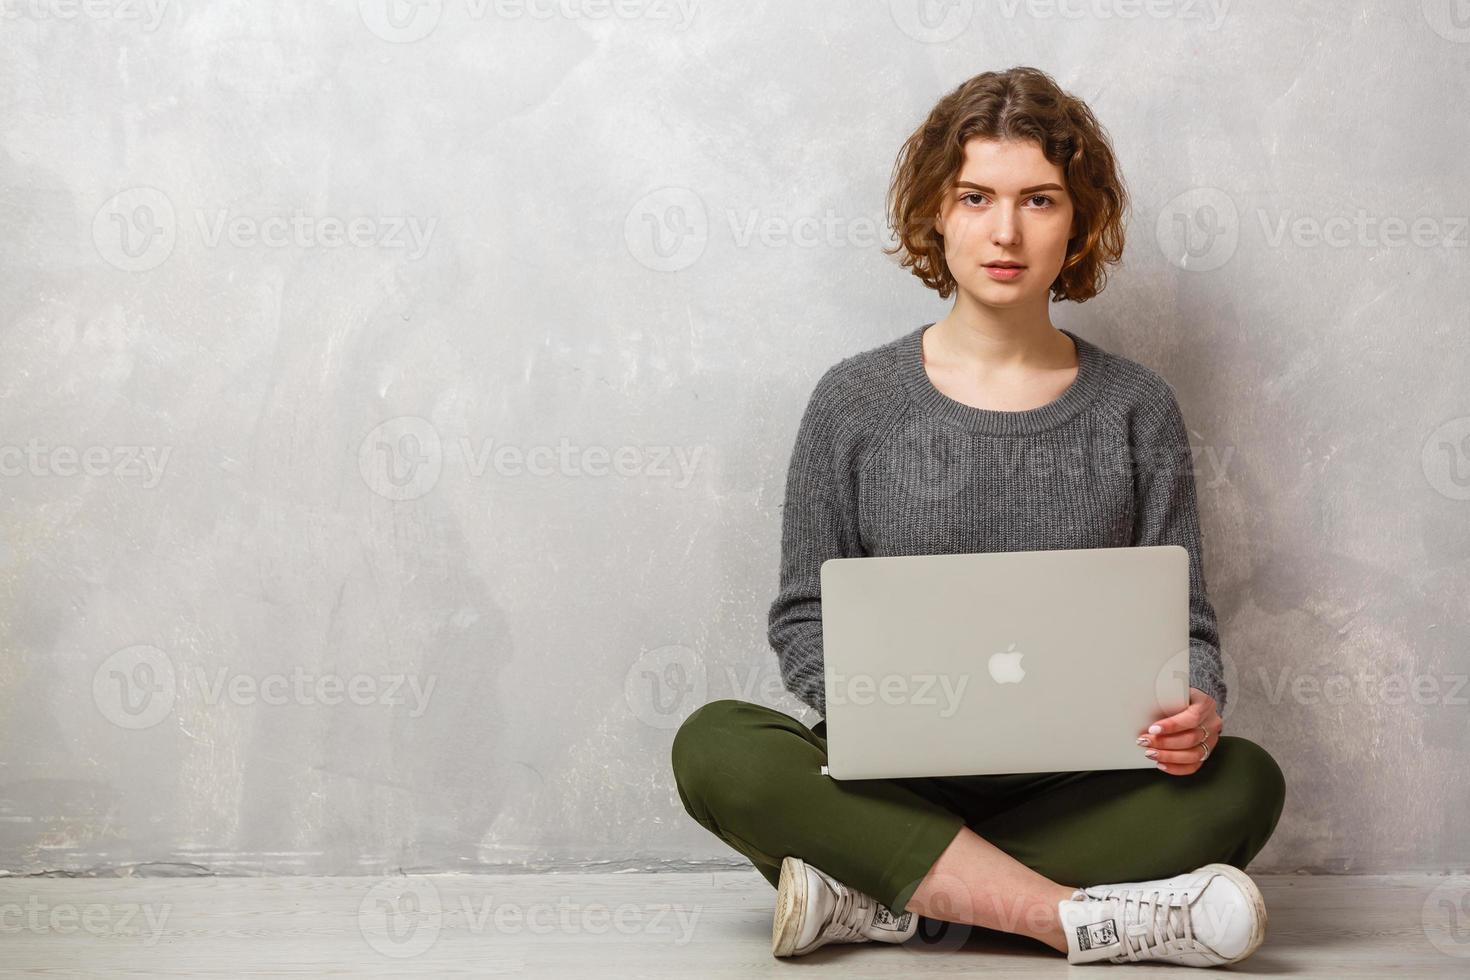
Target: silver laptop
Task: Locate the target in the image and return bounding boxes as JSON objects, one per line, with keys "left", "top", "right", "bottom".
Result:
{"left": 819, "top": 545, "right": 1191, "bottom": 779}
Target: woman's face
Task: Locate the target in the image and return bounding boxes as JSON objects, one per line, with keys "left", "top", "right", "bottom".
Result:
{"left": 934, "top": 137, "right": 1077, "bottom": 308}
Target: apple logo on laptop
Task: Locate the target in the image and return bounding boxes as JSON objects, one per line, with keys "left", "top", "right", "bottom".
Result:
{"left": 988, "top": 643, "right": 1026, "bottom": 684}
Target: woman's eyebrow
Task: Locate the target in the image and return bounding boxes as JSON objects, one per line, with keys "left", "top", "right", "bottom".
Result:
{"left": 954, "top": 181, "right": 1065, "bottom": 194}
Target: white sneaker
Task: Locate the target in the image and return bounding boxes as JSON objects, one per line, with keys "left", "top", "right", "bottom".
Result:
{"left": 771, "top": 855, "right": 918, "bottom": 957}
{"left": 1057, "top": 863, "right": 1267, "bottom": 966}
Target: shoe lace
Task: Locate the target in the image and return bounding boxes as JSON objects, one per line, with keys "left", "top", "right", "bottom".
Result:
{"left": 1103, "top": 887, "right": 1195, "bottom": 962}
{"left": 823, "top": 886, "right": 872, "bottom": 944}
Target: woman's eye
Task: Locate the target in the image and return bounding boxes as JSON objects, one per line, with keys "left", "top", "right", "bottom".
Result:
{"left": 959, "top": 192, "right": 1054, "bottom": 207}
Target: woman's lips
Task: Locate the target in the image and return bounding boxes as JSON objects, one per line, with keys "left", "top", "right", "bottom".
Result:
{"left": 983, "top": 264, "right": 1025, "bottom": 281}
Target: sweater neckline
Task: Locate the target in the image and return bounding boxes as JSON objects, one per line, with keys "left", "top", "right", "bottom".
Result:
{"left": 898, "top": 322, "right": 1105, "bottom": 436}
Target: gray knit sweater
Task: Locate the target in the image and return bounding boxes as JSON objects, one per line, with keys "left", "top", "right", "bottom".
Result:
{"left": 767, "top": 322, "right": 1226, "bottom": 720}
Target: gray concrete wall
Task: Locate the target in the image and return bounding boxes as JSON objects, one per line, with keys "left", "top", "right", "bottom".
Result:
{"left": 1, "top": 2, "right": 1466, "bottom": 876}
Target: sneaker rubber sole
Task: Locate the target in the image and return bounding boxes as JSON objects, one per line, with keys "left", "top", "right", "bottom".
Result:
{"left": 772, "top": 855, "right": 808, "bottom": 957}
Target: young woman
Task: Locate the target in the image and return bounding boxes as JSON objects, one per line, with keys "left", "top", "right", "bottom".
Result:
{"left": 670, "top": 66, "right": 1286, "bottom": 967}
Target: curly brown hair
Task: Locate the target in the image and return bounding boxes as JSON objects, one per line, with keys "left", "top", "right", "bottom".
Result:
{"left": 884, "top": 66, "right": 1129, "bottom": 303}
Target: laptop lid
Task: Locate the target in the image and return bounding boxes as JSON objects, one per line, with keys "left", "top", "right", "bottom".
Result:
{"left": 819, "top": 545, "right": 1191, "bottom": 779}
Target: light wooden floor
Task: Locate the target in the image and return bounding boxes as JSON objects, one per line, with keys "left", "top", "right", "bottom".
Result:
{"left": 0, "top": 871, "right": 1466, "bottom": 976}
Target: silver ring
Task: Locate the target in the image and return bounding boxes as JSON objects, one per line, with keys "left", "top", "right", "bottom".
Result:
{"left": 1199, "top": 738, "right": 1212, "bottom": 763}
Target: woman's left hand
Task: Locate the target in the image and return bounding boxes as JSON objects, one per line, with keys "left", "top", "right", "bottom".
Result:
{"left": 1137, "top": 687, "right": 1222, "bottom": 776}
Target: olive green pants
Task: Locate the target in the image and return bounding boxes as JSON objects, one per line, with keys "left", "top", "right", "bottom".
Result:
{"left": 671, "top": 699, "right": 1286, "bottom": 915}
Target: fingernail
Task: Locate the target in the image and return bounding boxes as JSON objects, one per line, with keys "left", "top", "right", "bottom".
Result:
{"left": 1156, "top": 762, "right": 1168, "bottom": 771}
{"left": 1136, "top": 736, "right": 1150, "bottom": 746}
{"left": 1148, "top": 724, "right": 1162, "bottom": 735}
{"left": 1144, "top": 750, "right": 1158, "bottom": 759}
